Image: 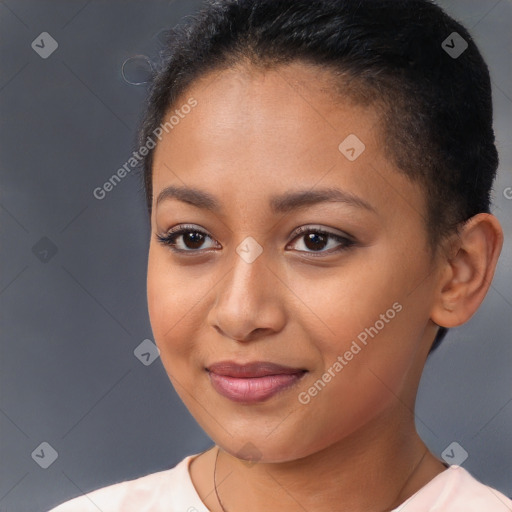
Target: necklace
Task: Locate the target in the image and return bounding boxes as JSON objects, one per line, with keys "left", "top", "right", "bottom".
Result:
{"left": 213, "top": 446, "right": 229, "bottom": 512}
{"left": 213, "top": 445, "right": 432, "bottom": 512}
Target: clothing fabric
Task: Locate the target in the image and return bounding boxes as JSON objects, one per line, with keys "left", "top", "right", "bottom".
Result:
{"left": 48, "top": 452, "right": 512, "bottom": 511}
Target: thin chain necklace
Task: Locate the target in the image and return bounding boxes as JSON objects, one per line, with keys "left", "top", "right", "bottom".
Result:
{"left": 213, "top": 445, "right": 431, "bottom": 512}
{"left": 213, "top": 446, "right": 229, "bottom": 512}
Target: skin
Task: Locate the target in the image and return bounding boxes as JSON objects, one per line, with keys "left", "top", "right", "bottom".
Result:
{"left": 146, "top": 61, "right": 503, "bottom": 511}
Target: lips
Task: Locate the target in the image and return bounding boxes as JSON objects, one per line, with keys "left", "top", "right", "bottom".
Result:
{"left": 206, "top": 361, "right": 307, "bottom": 403}
{"left": 207, "top": 360, "right": 306, "bottom": 378}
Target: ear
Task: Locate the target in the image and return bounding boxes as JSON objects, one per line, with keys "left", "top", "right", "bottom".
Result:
{"left": 431, "top": 213, "right": 504, "bottom": 328}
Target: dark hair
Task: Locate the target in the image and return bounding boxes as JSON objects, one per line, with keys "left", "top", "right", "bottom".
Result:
{"left": 137, "top": 0, "right": 499, "bottom": 352}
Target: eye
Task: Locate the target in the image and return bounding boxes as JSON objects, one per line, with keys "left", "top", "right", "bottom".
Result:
{"left": 287, "top": 225, "right": 355, "bottom": 256}
{"left": 156, "top": 224, "right": 220, "bottom": 253}
{"left": 156, "top": 224, "right": 355, "bottom": 256}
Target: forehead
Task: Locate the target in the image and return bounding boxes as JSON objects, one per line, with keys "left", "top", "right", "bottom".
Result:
{"left": 151, "top": 62, "right": 426, "bottom": 226}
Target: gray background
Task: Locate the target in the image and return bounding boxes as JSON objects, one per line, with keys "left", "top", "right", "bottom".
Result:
{"left": 0, "top": 1, "right": 510, "bottom": 511}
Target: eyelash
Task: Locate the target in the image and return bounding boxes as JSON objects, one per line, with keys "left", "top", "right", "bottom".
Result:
{"left": 156, "top": 224, "right": 355, "bottom": 257}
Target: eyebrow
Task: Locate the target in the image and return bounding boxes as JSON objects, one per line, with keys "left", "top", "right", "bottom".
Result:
{"left": 156, "top": 185, "right": 376, "bottom": 214}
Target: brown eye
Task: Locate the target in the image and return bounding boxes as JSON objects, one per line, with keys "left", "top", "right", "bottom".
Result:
{"left": 180, "top": 231, "right": 207, "bottom": 249}
{"left": 302, "top": 232, "right": 329, "bottom": 251}
{"left": 156, "top": 225, "right": 219, "bottom": 253}
{"left": 288, "top": 226, "right": 355, "bottom": 256}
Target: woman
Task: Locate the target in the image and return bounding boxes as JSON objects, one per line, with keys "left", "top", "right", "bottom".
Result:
{"left": 49, "top": 0, "right": 511, "bottom": 510}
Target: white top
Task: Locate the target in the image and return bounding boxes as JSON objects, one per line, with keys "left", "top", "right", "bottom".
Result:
{"left": 48, "top": 453, "right": 512, "bottom": 511}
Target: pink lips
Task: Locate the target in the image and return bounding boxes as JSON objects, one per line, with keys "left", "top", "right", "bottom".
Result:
{"left": 206, "top": 361, "right": 307, "bottom": 403}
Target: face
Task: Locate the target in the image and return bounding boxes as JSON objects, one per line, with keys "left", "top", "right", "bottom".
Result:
{"left": 147, "top": 61, "right": 441, "bottom": 463}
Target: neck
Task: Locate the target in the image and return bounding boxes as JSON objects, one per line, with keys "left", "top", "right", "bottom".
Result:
{"left": 211, "top": 407, "right": 446, "bottom": 512}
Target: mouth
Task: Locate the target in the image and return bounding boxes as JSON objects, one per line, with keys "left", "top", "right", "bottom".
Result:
{"left": 205, "top": 361, "right": 308, "bottom": 403}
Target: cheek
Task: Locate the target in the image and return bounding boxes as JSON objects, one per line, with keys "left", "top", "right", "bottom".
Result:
{"left": 291, "top": 310, "right": 420, "bottom": 452}
{"left": 147, "top": 251, "right": 174, "bottom": 338}
{"left": 146, "top": 247, "right": 199, "bottom": 361}
{"left": 146, "top": 245, "right": 224, "bottom": 388}
{"left": 287, "top": 251, "right": 408, "bottom": 351}
{"left": 293, "top": 247, "right": 429, "bottom": 395}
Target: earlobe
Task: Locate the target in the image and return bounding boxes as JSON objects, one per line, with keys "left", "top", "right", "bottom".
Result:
{"left": 431, "top": 213, "right": 503, "bottom": 329}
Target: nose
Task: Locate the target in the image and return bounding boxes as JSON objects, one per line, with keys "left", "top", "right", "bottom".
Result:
{"left": 207, "top": 241, "right": 287, "bottom": 343}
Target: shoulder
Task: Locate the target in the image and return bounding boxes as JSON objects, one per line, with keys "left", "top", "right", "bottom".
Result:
{"left": 396, "top": 465, "right": 512, "bottom": 511}
{"left": 441, "top": 466, "right": 512, "bottom": 510}
{"left": 46, "top": 453, "right": 207, "bottom": 512}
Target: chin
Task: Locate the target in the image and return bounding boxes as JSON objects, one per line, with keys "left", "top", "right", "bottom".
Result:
{"left": 213, "top": 429, "right": 324, "bottom": 465}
